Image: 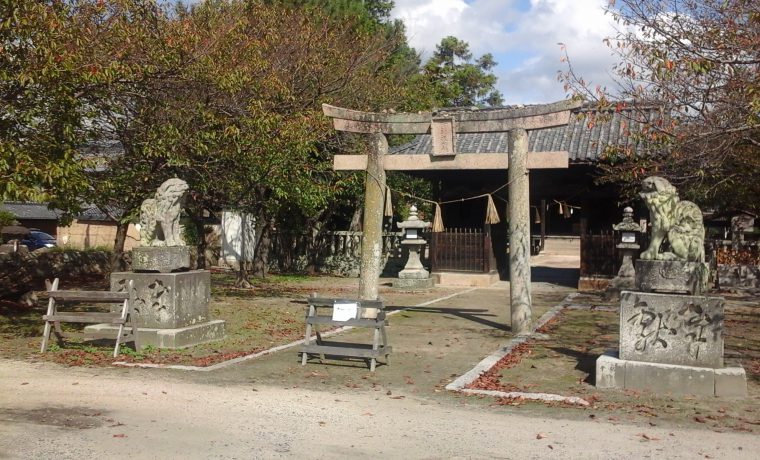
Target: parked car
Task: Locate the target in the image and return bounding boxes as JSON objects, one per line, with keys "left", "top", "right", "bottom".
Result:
{"left": 22, "top": 230, "right": 57, "bottom": 250}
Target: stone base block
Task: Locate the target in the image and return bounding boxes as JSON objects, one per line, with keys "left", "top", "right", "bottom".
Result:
{"left": 111, "top": 270, "right": 210, "bottom": 329}
{"left": 433, "top": 271, "right": 499, "bottom": 287}
{"left": 132, "top": 246, "right": 192, "bottom": 273}
{"left": 626, "top": 359, "right": 715, "bottom": 396}
{"left": 595, "top": 351, "right": 626, "bottom": 389}
{"left": 85, "top": 320, "right": 225, "bottom": 349}
{"left": 619, "top": 291, "right": 724, "bottom": 368}
{"left": 635, "top": 259, "right": 709, "bottom": 294}
{"left": 393, "top": 277, "right": 435, "bottom": 289}
{"left": 578, "top": 276, "right": 611, "bottom": 292}
{"left": 715, "top": 366, "right": 748, "bottom": 397}
{"left": 595, "top": 351, "right": 747, "bottom": 397}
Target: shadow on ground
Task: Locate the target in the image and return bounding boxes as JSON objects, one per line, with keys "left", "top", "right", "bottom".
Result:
{"left": 531, "top": 266, "right": 580, "bottom": 287}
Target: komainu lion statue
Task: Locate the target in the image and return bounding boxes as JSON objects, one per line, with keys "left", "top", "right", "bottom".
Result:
{"left": 139, "top": 178, "right": 189, "bottom": 247}
{"left": 639, "top": 176, "right": 705, "bottom": 262}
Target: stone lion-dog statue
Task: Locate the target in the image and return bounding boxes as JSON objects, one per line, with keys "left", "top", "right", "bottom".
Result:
{"left": 139, "top": 178, "right": 189, "bottom": 247}
{"left": 639, "top": 176, "right": 705, "bottom": 262}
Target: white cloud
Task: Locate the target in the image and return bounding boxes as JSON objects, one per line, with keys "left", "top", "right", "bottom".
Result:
{"left": 392, "top": 0, "right": 622, "bottom": 104}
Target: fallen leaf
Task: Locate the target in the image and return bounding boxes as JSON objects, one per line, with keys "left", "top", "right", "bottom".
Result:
{"left": 536, "top": 433, "right": 547, "bottom": 440}
{"left": 113, "top": 434, "right": 127, "bottom": 438}
{"left": 640, "top": 433, "right": 660, "bottom": 441}
{"left": 695, "top": 416, "right": 707, "bottom": 423}
{"left": 20, "top": 382, "right": 28, "bottom": 385}
{"left": 547, "top": 445, "right": 553, "bottom": 450}
{"left": 362, "top": 412, "right": 373, "bottom": 416}
{"left": 318, "top": 421, "right": 326, "bottom": 426}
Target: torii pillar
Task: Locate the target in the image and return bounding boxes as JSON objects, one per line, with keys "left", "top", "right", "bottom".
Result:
{"left": 322, "top": 101, "right": 581, "bottom": 331}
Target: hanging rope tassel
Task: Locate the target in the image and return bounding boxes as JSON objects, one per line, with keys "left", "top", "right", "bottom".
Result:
{"left": 384, "top": 186, "right": 393, "bottom": 217}
{"left": 485, "top": 194, "right": 501, "bottom": 225}
{"left": 432, "top": 203, "right": 444, "bottom": 232}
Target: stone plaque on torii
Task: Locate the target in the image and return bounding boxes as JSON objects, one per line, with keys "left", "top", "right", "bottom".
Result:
{"left": 322, "top": 100, "right": 582, "bottom": 334}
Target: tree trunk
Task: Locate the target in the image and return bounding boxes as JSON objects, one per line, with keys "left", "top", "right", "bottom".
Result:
{"left": 193, "top": 217, "right": 207, "bottom": 269}
{"left": 234, "top": 214, "right": 267, "bottom": 289}
{"left": 349, "top": 205, "right": 363, "bottom": 231}
{"left": 252, "top": 222, "right": 271, "bottom": 278}
{"left": 234, "top": 261, "right": 254, "bottom": 289}
{"left": 111, "top": 221, "right": 129, "bottom": 271}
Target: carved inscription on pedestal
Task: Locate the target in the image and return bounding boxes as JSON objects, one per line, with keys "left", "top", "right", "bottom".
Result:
{"left": 619, "top": 291, "right": 724, "bottom": 368}
{"left": 431, "top": 117, "right": 456, "bottom": 156}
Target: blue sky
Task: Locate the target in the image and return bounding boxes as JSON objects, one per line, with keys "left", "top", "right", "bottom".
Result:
{"left": 391, "top": 0, "right": 621, "bottom": 104}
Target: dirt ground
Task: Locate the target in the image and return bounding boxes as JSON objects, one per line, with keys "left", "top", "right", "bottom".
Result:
{"left": 2, "top": 357, "right": 758, "bottom": 460}
{"left": 2, "top": 244, "right": 760, "bottom": 458}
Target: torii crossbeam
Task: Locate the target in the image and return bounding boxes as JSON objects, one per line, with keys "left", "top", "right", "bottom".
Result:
{"left": 322, "top": 100, "right": 582, "bottom": 334}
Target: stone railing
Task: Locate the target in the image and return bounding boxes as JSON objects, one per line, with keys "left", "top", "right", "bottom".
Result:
{"left": 268, "top": 230, "right": 413, "bottom": 277}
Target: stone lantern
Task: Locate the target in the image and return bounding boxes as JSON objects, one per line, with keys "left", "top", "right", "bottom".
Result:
{"left": 393, "top": 205, "right": 434, "bottom": 289}
{"left": 603, "top": 206, "right": 643, "bottom": 300}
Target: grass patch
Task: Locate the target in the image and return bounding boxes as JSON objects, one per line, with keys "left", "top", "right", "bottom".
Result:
{"left": 0, "top": 272, "right": 347, "bottom": 367}
{"left": 467, "top": 293, "right": 760, "bottom": 431}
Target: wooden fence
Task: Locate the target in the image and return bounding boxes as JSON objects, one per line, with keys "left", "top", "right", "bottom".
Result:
{"left": 580, "top": 231, "right": 649, "bottom": 279}
{"left": 430, "top": 228, "right": 496, "bottom": 273}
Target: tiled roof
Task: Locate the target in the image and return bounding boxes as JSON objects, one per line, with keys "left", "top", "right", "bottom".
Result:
{"left": 389, "top": 106, "right": 662, "bottom": 163}
{"left": 2, "top": 202, "right": 123, "bottom": 222}
{"left": 76, "top": 204, "right": 124, "bottom": 221}
{"left": 1, "top": 202, "right": 61, "bottom": 220}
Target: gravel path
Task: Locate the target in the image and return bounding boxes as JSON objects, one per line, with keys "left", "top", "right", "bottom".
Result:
{"left": 1, "top": 359, "right": 757, "bottom": 459}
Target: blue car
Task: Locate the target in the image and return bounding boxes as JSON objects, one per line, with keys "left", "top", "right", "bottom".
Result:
{"left": 22, "top": 230, "right": 57, "bottom": 250}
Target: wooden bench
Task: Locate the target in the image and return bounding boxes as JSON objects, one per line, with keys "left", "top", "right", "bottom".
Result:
{"left": 40, "top": 278, "right": 140, "bottom": 357}
{"left": 299, "top": 295, "right": 391, "bottom": 372}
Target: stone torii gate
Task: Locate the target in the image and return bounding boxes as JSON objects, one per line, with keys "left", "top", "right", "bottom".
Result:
{"left": 322, "top": 100, "right": 582, "bottom": 334}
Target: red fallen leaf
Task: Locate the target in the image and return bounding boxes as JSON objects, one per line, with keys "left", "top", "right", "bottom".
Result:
{"left": 695, "top": 416, "right": 707, "bottom": 423}
{"left": 113, "top": 434, "right": 127, "bottom": 438}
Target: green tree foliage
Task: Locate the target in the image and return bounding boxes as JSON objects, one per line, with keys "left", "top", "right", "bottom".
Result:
{"left": 423, "top": 36, "right": 504, "bottom": 107}
{"left": 561, "top": 0, "right": 760, "bottom": 211}
{"left": 1, "top": 1, "right": 96, "bottom": 211}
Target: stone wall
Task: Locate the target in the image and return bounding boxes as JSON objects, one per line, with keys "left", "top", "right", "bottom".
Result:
{"left": 0, "top": 249, "right": 111, "bottom": 299}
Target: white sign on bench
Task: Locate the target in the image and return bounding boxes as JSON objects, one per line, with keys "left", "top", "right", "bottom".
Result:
{"left": 332, "top": 301, "right": 358, "bottom": 321}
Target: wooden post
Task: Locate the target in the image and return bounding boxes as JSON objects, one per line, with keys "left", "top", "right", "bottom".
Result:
{"left": 508, "top": 128, "right": 532, "bottom": 335}
{"left": 359, "top": 133, "right": 387, "bottom": 301}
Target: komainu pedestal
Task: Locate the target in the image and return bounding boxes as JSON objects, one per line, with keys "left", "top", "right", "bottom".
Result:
{"left": 86, "top": 270, "right": 225, "bottom": 349}
{"left": 596, "top": 176, "right": 746, "bottom": 397}
{"left": 635, "top": 259, "right": 709, "bottom": 295}
{"left": 132, "top": 246, "right": 192, "bottom": 273}
{"left": 619, "top": 291, "right": 724, "bottom": 368}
